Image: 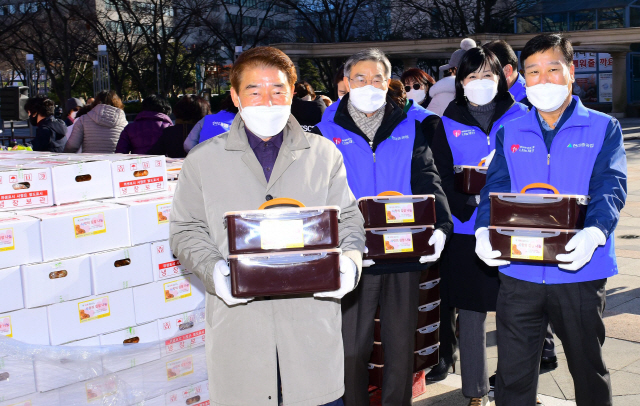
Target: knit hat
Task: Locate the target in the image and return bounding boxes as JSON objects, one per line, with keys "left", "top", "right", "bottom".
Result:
{"left": 439, "top": 38, "right": 477, "bottom": 72}
{"left": 65, "top": 98, "right": 85, "bottom": 113}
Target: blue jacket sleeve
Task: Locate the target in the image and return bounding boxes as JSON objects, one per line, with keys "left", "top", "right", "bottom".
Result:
{"left": 584, "top": 119, "right": 627, "bottom": 238}
{"left": 475, "top": 126, "right": 512, "bottom": 230}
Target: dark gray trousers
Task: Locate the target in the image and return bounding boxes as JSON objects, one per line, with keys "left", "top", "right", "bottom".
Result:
{"left": 459, "top": 309, "right": 489, "bottom": 398}
{"left": 495, "top": 274, "right": 611, "bottom": 406}
{"left": 342, "top": 271, "right": 421, "bottom": 406}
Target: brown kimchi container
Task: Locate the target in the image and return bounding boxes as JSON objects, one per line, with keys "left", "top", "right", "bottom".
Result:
{"left": 368, "top": 363, "right": 384, "bottom": 388}
{"left": 358, "top": 193, "right": 436, "bottom": 228}
{"left": 415, "top": 322, "right": 440, "bottom": 351}
{"left": 414, "top": 344, "right": 439, "bottom": 373}
{"left": 419, "top": 263, "right": 440, "bottom": 284}
{"left": 454, "top": 165, "right": 488, "bottom": 195}
{"left": 418, "top": 278, "right": 440, "bottom": 307}
{"left": 488, "top": 227, "right": 578, "bottom": 265}
{"left": 364, "top": 226, "right": 435, "bottom": 261}
{"left": 417, "top": 300, "right": 440, "bottom": 328}
{"left": 370, "top": 342, "right": 384, "bottom": 365}
{"left": 225, "top": 204, "right": 340, "bottom": 255}
{"left": 229, "top": 248, "right": 341, "bottom": 298}
{"left": 374, "top": 320, "right": 381, "bottom": 341}
{"left": 489, "top": 183, "right": 589, "bottom": 229}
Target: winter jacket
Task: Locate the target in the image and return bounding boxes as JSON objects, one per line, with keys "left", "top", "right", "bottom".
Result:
{"left": 63, "top": 104, "right": 128, "bottom": 153}
{"left": 148, "top": 122, "right": 194, "bottom": 158}
{"left": 115, "top": 111, "right": 173, "bottom": 154}
{"left": 426, "top": 76, "right": 456, "bottom": 116}
{"left": 291, "top": 96, "right": 326, "bottom": 132}
{"left": 32, "top": 116, "right": 67, "bottom": 152}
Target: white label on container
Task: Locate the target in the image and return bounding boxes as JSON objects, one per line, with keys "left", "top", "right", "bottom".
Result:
{"left": 78, "top": 296, "right": 111, "bottom": 323}
{"left": 0, "top": 316, "right": 12, "bottom": 337}
{"left": 383, "top": 232, "right": 414, "bottom": 254}
{"left": 73, "top": 212, "right": 106, "bottom": 238}
{"left": 156, "top": 202, "right": 171, "bottom": 224}
{"left": 510, "top": 236, "right": 544, "bottom": 260}
{"left": 384, "top": 203, "right": 415, "bottom": 224}
{"left": 260, "top": 219, "right": 304, "bottom": 250}
{"left": 164, "top": 278, "right": 192, "bottom": 302}
{"left": 166, "top": 354, "right": 194, "bottom": 381}
{"left": 0, "top": 227, "right": 14, "bottom": 251}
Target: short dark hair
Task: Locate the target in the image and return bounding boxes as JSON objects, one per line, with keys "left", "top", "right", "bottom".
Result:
{"left": 454, "top": 47, "right": 510, "bottom": 105}
{"left": 24, "top": 96, "right": 55, "bottom": 117}
{"left": 173, "top": 95, "right": 211, "bottom": 122}
{"left": 520, "top": 33, "right": 573, "bottom": 69}
{"left": 76, "top": 105, "right": 93, "bottom": 119}
{"left": 484, "top": 40, "right": 518, "bottom": 70}
{"left": 230, "top": 46, "right": 297, "bottom": 90}
{"left": 219, "top": 94, "right": 239, "bottom": 113}
{"left": 400, "top": 68, "right": 435, "bottom": 88}
{"left": 333, "top": 64, "right": 345, "bottom": 85}
{"left": 294, "top": 82, "right": 315, "bottom": 99}
{"left": 141, "top": 94, "right": 172, "bottom": 115}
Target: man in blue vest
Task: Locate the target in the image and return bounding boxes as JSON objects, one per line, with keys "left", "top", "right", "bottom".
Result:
{"left": 485, "top": 40, "right": 530, "bottom": 109}
{"left": 475, "top": 34, "right": 627, "bottom": 406}
{"left": 313, "top": 48, "right": 453, "bottom": 406}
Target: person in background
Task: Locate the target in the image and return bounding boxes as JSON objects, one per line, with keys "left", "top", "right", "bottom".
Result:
{"left": 62, "top": 104, "right": 93, "bottom": 150}
{"left": 149, "top": 95, "right": 211, "bottom": 158}
{"left": 485, "top": 40, "right": 531, "bottom": 108}
{"left": 401, "top": 68, "right": 435, "bottom": 109}
{"left": 321, "top": 64, "right": 348, "bottom": 122}
{"left": 24, "top": 96, "right": 67, "bottom": 152}
{"left": 170, "top": 46, "right": 364, "bottom": 406}
{"left": 85, "top": 97, "right": 95, "bottom": 106}
{"left": 314, "top": 48, "right": 452, "bottom": 406}
{"left": 430, "top": 46, "right": 528, "bottom": 406}
{"left": 319, "top": 95, "right": 332, "bottom": 107}
{"left": 387, "top": 78, "right": 408, "bottom": 110}
{"left": 291, "top": 81, "right": 326, "bottom": 132}
{"left": 64, "top": 98, "right": 84, "bottom": 126}
{"left": 183, "top": 95, "right": 238, "bottom": 153}
{"left": 427, "top": 38, "right": 476, "bottom": 116}
{"left": 475, "top": 33, "right": 627, "bottom": 406}
{"left": 64, "top": 90, "right": 128, "bottom": 154}
{"left": 116, "top": 94, "right": 173, "bottom": 154}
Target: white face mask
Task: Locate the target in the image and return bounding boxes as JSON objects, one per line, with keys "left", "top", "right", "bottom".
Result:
{"left": 463, "top": 79, "right": 498, "bottom": 106}
{"left": 526, "top": 83, "right": 570, "bottom": 112}
{"left": 239, "top": 99, "right": 291, "bottom": 139}
{"left": 69, "top": 111, "right": 77, "bottom": 119}
{"left": 407, "top": 89, "right": 426, "bottom": 104}
{"left": 348, "top": 84, "right": 387, "bottom": 113}
{"left": 338, "top": 95, "right": 344, "bottom": 100}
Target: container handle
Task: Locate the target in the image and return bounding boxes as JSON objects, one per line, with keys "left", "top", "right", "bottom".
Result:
{"left": 496, "top": 194, "right": 562, "bottom": 204}
{"left": 417, "top": 344, "right": 439, "bottom": 356}
{"left": 520, "top": 183, "right": 559, "bottom": 194}
{"left": 417, "top": 322, "right": 440, "bottom": 334}
{"left": 258, "top": 198, "right": 305, "bottom": 210}
{"left": 419, "top": 278, "right": 440, "bottom": 290}
{"left": 496, "top": 228, "right": 561, "bottom": 238}
{"left": 478, "top": 159, "right": 486, "bottom": 167}
{"left": 377, "top": 191, "right": 403, "bottom": 196}
{"left": 418, "top": 299, "right": 441, "bottom": 312}
{"left": 370, "top": 227, "right": 427, "bottom": 235}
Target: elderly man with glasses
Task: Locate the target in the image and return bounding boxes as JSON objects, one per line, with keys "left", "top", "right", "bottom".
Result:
{"left": 313, "top": 48, "right": 453, "bottom": 406}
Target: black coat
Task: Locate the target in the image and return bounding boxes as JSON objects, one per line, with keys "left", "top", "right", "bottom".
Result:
{"left": 430, "top": 94, "right": 518, "bottom": 312}
{"left": 148, "top": 123, "right": 194, "bottom": 158}
{"left": 32, "top": 116, "right": 67, "bottom": 152}
{"left": 291, "top": 96, "right": 326, "bottom": 132}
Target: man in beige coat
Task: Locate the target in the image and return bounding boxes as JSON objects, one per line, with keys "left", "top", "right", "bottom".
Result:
{"left": 170, "top": 47, "right": 365, "bottom": 406}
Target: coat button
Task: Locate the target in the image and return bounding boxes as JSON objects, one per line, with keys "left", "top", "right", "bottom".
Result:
{"left": 266, "top": 195, "right": 273, "bottom": 201}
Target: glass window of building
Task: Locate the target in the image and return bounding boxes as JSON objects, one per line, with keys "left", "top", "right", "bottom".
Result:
{"left": 631, "top": 7, "right": 640, "bottom": 27}
{"left": 517, "top": 15, "right": 541, "bottom": 33}
{"left": 570, "top": 9, "right": 596, "bottom": 30}
{"left": 598, "top": 7, "right": 625, "bottom": 29}
{"left": 542, "top": 13, "right": 567, "bottom": 31}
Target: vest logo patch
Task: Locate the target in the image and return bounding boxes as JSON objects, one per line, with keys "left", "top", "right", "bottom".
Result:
{"left": 510, "top": 144, "right": 536, "bottom": 153}
{"left": 390, "top": 135, "right": 410, "bottom": 141}
{"left": 333, "top": 138, "right": 341, "bottom": 145}
{"left": 567, "top": 143, "right": 595, "bottom": 148}
{"left": 211, "top": 122, "right": 230, "bottom": 130}
{"left": 510, "top": 144, "right": 520, "bottom": 153}
{"left": 333, "top": 137, "right": 353, "bottom": 146}
{"left": 452, "top": 129, "right": 475, "bottom": 137}
{"left": 453, "top": 130, "right": 461, "bottom": 137}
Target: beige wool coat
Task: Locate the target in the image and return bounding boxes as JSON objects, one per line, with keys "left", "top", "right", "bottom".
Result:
{"left": 170, "top": 114, "right": 365, "bottom": 406}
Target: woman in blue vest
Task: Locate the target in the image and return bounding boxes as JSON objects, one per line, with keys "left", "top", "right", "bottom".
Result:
{"left": 430, "top": 46, "right": 528, "bottom": 406}
{"left": 183, "top": 95, "right": 237, "bottom": 153}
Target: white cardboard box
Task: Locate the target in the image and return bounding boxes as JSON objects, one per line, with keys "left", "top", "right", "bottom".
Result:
{"left": 165, "top": 380, "right": 209, "bottom": 406}
{"left": 95, "top": 155, "right": 167, "bottom": 198}
{"left": 0, "top": 307, "right": 50, "bottom": 345}
{"left": 0, "top": 266, "right": 23, "bottom": 313}
{"left": 0, "top": 356, "right": 36, "bottom": 402}
{"left": 57, "top": 370, "right": 145, "bottom": 406}
{"left": 132, "top": 275, "right": 205, "bottom": 325}
{"left": 150, "top": 240, "right": 188, "bottom": 281}
{"left": 99, "top": 322, "right": 161, "bottom": 373}
{"left": 167, "top": 180, "right": 178, "bottom": 193}
{"left": 0, "top": 214, "right": 43, "bottom": 268}
{"left": 111, "top": 193, "right": 173, "bottom": 245}
{"left": 21, "top": 255, "right": 92, "bottom": 308}
{"left": 33, "top": 336, "right": 103, "bottom": 392}
{"left": 0, "top": 165, "right": 53, "bottom": 211}
{"left": 91, "top": 244, "right": 154, "bottom": 295}
{"left": 0, "top": 390, "right": 60, "bottom": 406}
{"left": 24, "top": 202, "right": 131, "bottom": 261}
{"left": 141, "top": 346, "right": 207, "bottom": 398}
{"left": 47, "top": 288, "right": 136, "bottom": 345}
{"left": 157, "top": 308, "right": 206, "bottom": 357}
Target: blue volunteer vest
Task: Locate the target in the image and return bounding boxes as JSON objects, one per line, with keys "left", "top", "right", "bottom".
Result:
{"left": 442, "top": 102, "right": 528, "bottom": 234}
{"left": 199, "top": 110, "right": 236, "bottom": 143}
{"left": 500, "top": 97, "right": 617, "bottom": 284}
{"left": 509, "top": 73, "right": 527, "bottom": 103}
{"left": 406, "top": 100, "right": 436, "bottom": 122}
{"left": 316, "top": 109, "right": 416, "bottom": 199}
{"left": 320, "top": 100, "right": 339, "bottom": 123}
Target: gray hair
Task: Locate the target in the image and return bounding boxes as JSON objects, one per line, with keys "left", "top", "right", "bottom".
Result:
{"left": 344, "top": 48, "right": 391, "bottom": 80}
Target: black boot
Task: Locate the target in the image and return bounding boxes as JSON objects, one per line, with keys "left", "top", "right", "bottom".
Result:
{"left": 425, "top": 357, "right": 456, "bottom": 382}
{"left": 540, "top": 355, "right": 558, "bottom": 370}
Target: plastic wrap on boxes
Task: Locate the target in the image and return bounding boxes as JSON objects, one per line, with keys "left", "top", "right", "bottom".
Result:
{"left": 0, "top": 299, "right": 208, "bottom": 406}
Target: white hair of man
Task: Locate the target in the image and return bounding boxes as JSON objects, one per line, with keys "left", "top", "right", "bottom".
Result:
{"left": 344, "top": 48, "right": 392, "bottom": 80}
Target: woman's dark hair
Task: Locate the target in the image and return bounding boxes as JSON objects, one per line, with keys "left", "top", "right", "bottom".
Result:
{"left": 454, "top": 47, "right": 509, "bottom": 105}
{"left": 520, "top": 33, "right": 573, "bottom": 68}
{"left": 93, "top": 90, "right": 124, "bottom": 110}
{"left": 76, "top": 105, "right": 93, "bottom": 119}
{"left": 400, "top": 68, "right": 435, "bottom": 88}
{"left": 173, "top": 95, "right": 212, "bottom": 123}
{"left": 219, "top": 94, "right": 238, "bottom": 113}
{"left": 24, "top": 97, "right": 55, "bottom": 117}
{"left": 141, "top": 94, "right": 172, "bottom": 115}
{"left": 333, "top": 64, "right": 345, "bottom": 85}
{"left": 294, "top": 82, "right": 315, "bottom": 99}
{"left": 388, "top": 79, "right": 406, "bottom": 108}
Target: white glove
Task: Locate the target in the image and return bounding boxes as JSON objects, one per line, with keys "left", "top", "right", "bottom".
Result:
{"left": 212, "top": 260, "right": 253, "bottom": 306}
{"left": 481, "top": 149, "right": 495, "bottom": 167}
{"left": 362, "top": 246, "right": 375, "bottom": 267}
{"left": 475, "top": 227, "right": 510, "bottom": 267}
{"left": 475, "top": 195, "right": 481, "bottom": 205}
{"left": 315, "top": 256, "right": 358, "bottom": 299}
{"left": 420, "top": 229, "right": 446, "bottom": 263}
{"left": 556, "top": 227, "right": 606, "bottom": 271}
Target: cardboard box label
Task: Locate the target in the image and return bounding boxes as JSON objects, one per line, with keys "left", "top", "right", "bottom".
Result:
{"left": 163, "top": 278, "right": 192, "bottom": 302}
{"left": 0, "top": 190, "right": 48, "bottom": 208}
{"left": 510, "top": 236, "right": 543, "bottom": 260}
{"left": 0, "top": 315, "right": 12, "bottom": 337}
{"left": 73, "top": 212, "right": 106, "bottom": 238}
{"left": 156, "top": 202, "right": 171, "bottom": 224}
{"left": 158, "top": 259, "right": 186, "bottom": 279}
{"left": 260, "top": 219, "right": 304, "bottom": 250}
{"left": 78, "top": 296, "right": 111, "bottom": 323}
{"left": 166, "top": 354, "right": 194, "bottom": 381}
{"left": 164, "top": 329, "right": 205, "bottom": 354}
{"left": 0, "top": 227, "right": 14, "bottom": 251}
{"left": 385, "top": 203, "right": 415, "bottom": 224}
{"left": 85, "top": 379, "right": 118, "bottom": 403}
{"left": 5, "top": 401, "right": 34, "bottom": 406}
{"left": 383, "top": 232, "right": 414, "bottom": 254}
{"left": 119, "top": 176, "right": 163, "bottom": 188}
